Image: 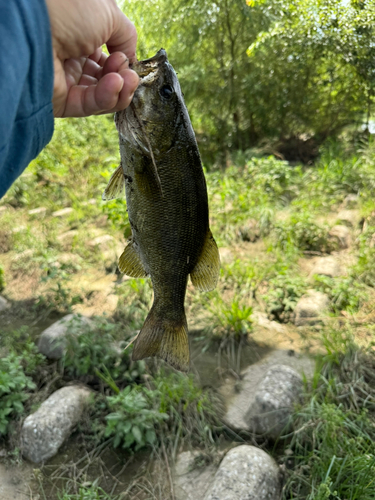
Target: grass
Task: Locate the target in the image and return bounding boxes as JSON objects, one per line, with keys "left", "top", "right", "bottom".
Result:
{"left": 2, "top": 117, "right": 375, "bottom": 497}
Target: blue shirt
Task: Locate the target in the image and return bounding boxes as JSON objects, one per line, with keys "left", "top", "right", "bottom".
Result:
{"left": 0, "top": 0, "right": 54, "bottom": 199}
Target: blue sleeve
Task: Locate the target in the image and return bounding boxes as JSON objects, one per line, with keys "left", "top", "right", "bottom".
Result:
{"left": 0, "top": 0, "right": 54, "bottom": 199}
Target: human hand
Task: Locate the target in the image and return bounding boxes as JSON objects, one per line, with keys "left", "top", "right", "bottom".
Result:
{"left": 45, "top": 0, "right": 139, "bottom": 117}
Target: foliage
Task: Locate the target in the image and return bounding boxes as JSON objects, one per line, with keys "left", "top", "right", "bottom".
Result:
{"left": 313, "top": 275, "right": 366, "bottom": 313}
{"left": 153, "top": 371, "right": 224, "bottom": 450}
{"left": 104, "top": 385, "right": 168, "bottom": 450}
{"left": 121, "top": 0, "right": 375, "bottom": 162}
{"left": 206, "top": 293, "right": 253, "bottom": 340}
{"left": 63, "top": 317, "right": 145, "bottom": 385}
{"left": 0, "top": 265, "right": 5, "bottom": 292}
{"left": 58, "top": 482, "right": 119, "bottom": 500}
{"left": 282, "top": 331, "right": 375, "bottom": 499}
{"left": 273, "top": 213, "right": 336, "bottom": 253}
{"left": 263, "top": 273, "right": 307, "bottom": 322}
{"left": 0, "top": 353, "right": 36, "bottom": 435}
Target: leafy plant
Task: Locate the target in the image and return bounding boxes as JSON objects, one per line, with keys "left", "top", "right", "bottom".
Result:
{"left": 104, "top": 385, "right": 168, "bottom": 450}
{"left": 63, "top": 318, "right": 145, "bottom": 385}
{"left": 273, "top": 213, "right": 337, "bottom": 253}
{"left": 206, "top": 295, "right": 253, "bottom": 339}
{"left": 263, "top": 273, "right": 307, "bottom": 323}
{"left": 0, "top": 353, "right": 36, "bottom": 435}
{"left": 313, "top": 275, "right": 366, "bottom": 314}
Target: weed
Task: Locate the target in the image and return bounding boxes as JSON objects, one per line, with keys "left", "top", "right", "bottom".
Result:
{"left": 273, "top": 213, "right": 336, "bottom": 253}
{"left": 313, "top": 275, "right": 366, "bottom": 314}
{"left": 105, "top": 385, "right": 168, "bottom": 450}
{"left": 58, "top": 481, "right": 119, "bottom": 500}
{"left": 63, "top": 318, "right": 145, "bottom": 386}
{"left": 263, "top": 273, "right": 307, "bottom": 323}
{"left": 0, "top": 353, "right": 36, "bottom": 436}
{"left": 0, "top": 265, "right": 5, "bottom": 291}
{"left": 205, "top": 293, "right": 253, "bottom": 340}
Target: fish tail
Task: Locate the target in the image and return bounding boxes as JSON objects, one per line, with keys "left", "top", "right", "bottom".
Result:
{"left": 132, "top": 302, "right": 189, "bottom": 372}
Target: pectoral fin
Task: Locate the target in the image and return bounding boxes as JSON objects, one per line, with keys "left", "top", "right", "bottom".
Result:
{"left": 102, "top": 164, "right": 125, "bottom": 200}
{"left": 190, "top": 230, "right": 220, "bottom": 292}
{"left": 118, "top": 239, "right": 148, "bottom": 277}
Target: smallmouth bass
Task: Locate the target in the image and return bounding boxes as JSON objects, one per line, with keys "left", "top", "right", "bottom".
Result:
{"left": 103, "top": 49, "right": 220, "bottom": 372}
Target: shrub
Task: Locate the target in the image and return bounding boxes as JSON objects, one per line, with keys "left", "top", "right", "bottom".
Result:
{"left": 313, "top": 275, "right": 366, "bottom": 314}
{"left": 263, "top": 273, "right": 307, "bottom": 323}
{"left": 0, "top": 354, "right": 36, "bottom": 435}
{"left": 63, "top": 318, "right": 145, "bottom": 385}
{"left": 104, "top": 385, "right": 168, "bottom": 450}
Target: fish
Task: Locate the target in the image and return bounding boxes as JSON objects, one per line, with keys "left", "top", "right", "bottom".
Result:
{"left": 102, "top": 49, "right": 220, "bottom": 372}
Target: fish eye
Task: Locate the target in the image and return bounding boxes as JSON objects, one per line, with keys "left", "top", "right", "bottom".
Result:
{"left": 160, "top": 84, "right": 174, "bottom": 99}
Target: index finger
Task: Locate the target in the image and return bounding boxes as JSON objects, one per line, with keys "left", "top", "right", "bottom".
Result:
{"left": 106, "top": 4, "right": 137, "bottom": 63}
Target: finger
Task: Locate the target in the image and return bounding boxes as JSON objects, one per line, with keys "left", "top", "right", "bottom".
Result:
{"left": 81, "top": 57, "right": 102, "bottom": 78}
{"left": 79, "top": 74, "right": 98, "bottom": 86}
{"left": 61, "top": 70, "right": 138, "bottom": 117}
{"left": 102, "top": 52, "right": 129, "bottom": 76}
{"left": 106, "top": 7, "right": 137, "bottom": 63}
{"left": 89, "top": 48, "right": 103, "bottom": 64}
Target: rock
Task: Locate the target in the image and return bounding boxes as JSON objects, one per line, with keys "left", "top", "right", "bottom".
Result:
{"left": 342, "top": 194, "right": 359, "bottom": 209}
{"left": 21, "top": 385, "right": 92, "bottom": 463}
{"left": 204, "top": 446, "right": 281, "bottom": 500}
{"left": 38, "top": 314, "right": 91, "bottom": 359}
{"left": 223, "top": 350, "right": 314, "bottom": 431}
{"left": 174, "top": 451, "right": 217, "bottom": 500}
{"left": 89, "top": 234, "right": 115, "bottom": 250}
{"left": 28, "top": 207, "right": 47, "bottom": 216}
{"left": 52, "top": 207, "right": 74, "bottom": 217}
{"left": 294, "top": 289, "right": 329, "bottom": 326}
{"left": 0, "top": 296, "right": 10, "bottom": 312}
{"left": 11, "top": 225, "right": 27, "bottom": 233}
{"left": 246, "top": 365, "right": 303, "bottom": 439}
{"left": 253, "top": 311, "right": 287, "bottom": 334}
{"left": 58, "top": 252, "right": 82, "bottom": 267}
{"left": 82, "top": 198, "right": 97, "bottom": 206}
{"left": 337, "top": 209, "right": 361, "bottom": 228}
{"left": 11, "top": 249, "right": 34, "bottom": 262}
{"left": 309, "top": 256, "right": 340, "bottom": 278}
{"left": 0, "top": 206, "right": 7, "bottom": 213}
{"left": 328, "top": 225, "right": 351, "bottom": 249}
{"left": 57, "top": 229, "right": 79, "bottom": 246}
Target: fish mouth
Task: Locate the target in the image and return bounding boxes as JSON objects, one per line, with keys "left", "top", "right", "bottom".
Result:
{"left": 131, "top": 49, "right": 167, "bottom": 79}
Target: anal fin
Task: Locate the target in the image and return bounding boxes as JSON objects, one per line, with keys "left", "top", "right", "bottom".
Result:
{"left": 190, "top": 229, "right": 220, "bottom": 292}
{"left": 102, "top": 163, "right": 125, "bottom": 200}
{"left": 118, "top": 239, "right": 148, "bottom": 278}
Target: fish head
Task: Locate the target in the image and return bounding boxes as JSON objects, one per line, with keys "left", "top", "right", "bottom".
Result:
{"left": 115, "top": 49, "right": 193, "bottom": 157}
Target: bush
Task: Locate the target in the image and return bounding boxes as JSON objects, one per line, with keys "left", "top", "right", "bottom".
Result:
{"left": 104, "top": 385, "right": 168, "bottom": 450}
{"left": 263, "top": 273, "right": 307, "bottom": 323}
{"left": 63, "top": 318, "right": 145, "bottom": 385}
{"left": 313, "top": 275, "right": 366, "bottom": 314}
{"left": 273, "top": 213, "right": 337, "bottom": 253}
{"left": 0, "top": 354, "right": 36, "bottom": 435}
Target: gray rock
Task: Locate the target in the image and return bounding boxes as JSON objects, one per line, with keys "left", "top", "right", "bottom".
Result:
{"left": 309, "top": 256, "right": 340, "bottom": 278}
{"left": 0, "top": 296, "right": 10, "bottom": 312}
{"left": 174, "top": 451, "right": 217, "bottom": 500}
{"left": 246, "top": 365, "right": 303, "bottom": 438}
{"left": 204, "top": 445, "right": 281, "bottom": 500}
{"left": 52, "top": 207, "right": 74, "bottom": 217}
{"left": 223, "top": 350, "right": 314, "bottom": 431}
{"left": 28, "top": 207, "right": 47, "bottom": 216}
{"left": 337, "top": 209, "right": 361, "bottom": 228}
{"left": 21, "top": 385, "right": 92, "bottom": 463}
{"left": 294, "top": 289, "right": 329, "bottom": 326}
{"left": 328, "top": 225, "right": 351, "bottom": 249}
{"left": 342, "top": 194, "right": 359, "bottom": 209}
{"left": 57, "top": 230, "right": 79, "bottom": 245}
{"left": 38, "top": 314, "right": 91, "bottom": 359}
